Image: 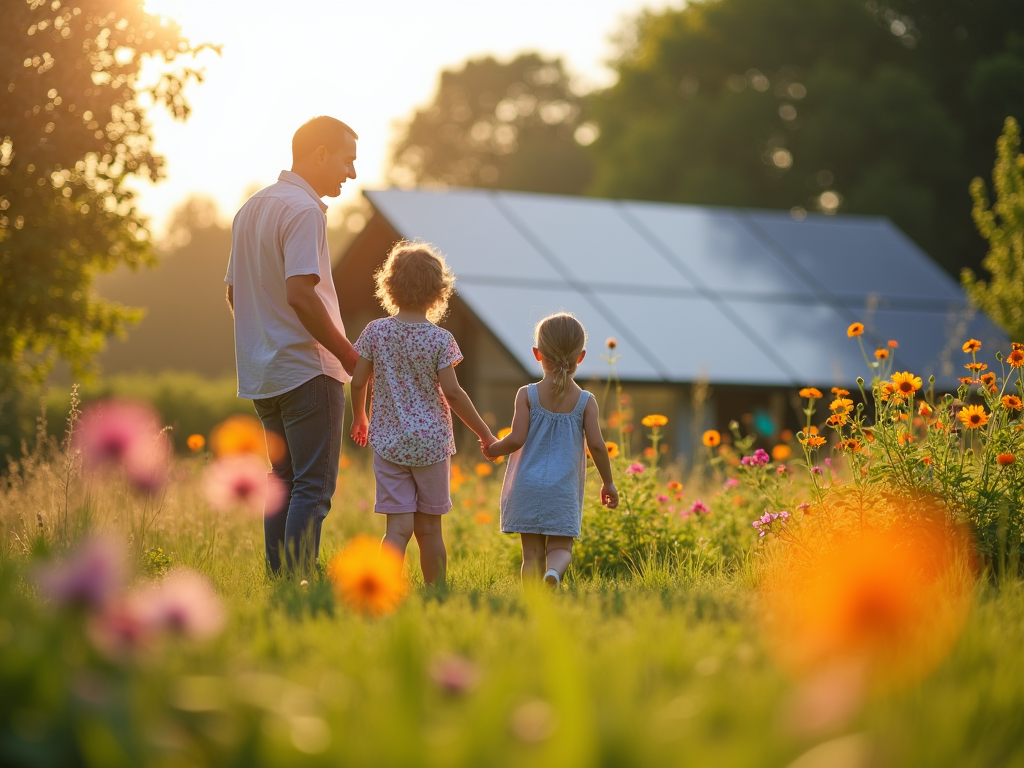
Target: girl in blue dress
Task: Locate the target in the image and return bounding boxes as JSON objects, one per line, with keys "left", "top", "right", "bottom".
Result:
{"left": 484, "top": 313, "right": 618, "bottom": 586}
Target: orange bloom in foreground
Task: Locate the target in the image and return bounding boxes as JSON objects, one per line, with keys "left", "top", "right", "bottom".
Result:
{"left": 958, "top": 404, "right": 989, "bottom": 429}
{"left": 962, "top": 339, "right": 982, "bottom": 353}
{"left": 847, "top": 322, "right": 864, "bottom": 338}
{"left": 702, "top": 430, "right": 721, "bottom": 447}
{"left": 997, "top": 453, "right": 1016, "bottom": 466}
{"left": 210, "top": 415, "right": 285, "bottom": 463}
{"left": 641, "top": 414, "right": 668, "bottom": 427}
{"left": 891, "top": 372, "right": 922, "bottom": 396}
{"left": 981, "top": 373, "right": 996, "bottom": 387}
{"left": 830, "top": 397, "right": 854, "bottom": 413}
{"left": 475, "top": 462, "right": 493, "bottom": 477}
{"left": 187, "top": 434, "right": 206, "bottom": 452}
{"left": 1002, "top": 395, "right": 1023, "bottom": 411}
{"left": 328, "top": 536, "right": 407, "bottom": 617}
{"left": 799, "top": 387, "right": 823, "bottom": 399}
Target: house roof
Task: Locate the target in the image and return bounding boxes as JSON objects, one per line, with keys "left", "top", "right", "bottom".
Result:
{"left": 363, "top": 187, "right": 1005, "bottom": 389}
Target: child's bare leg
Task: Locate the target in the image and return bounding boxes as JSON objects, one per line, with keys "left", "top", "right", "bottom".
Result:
{"left": 383, "top": 513, "right": 415, "bottom": 559}
{"left": 520, "top": 533, "right": 546, "bottom": 582}
{"left": 545, "top": 536, "right": 574, "bottom": 579}
{"left": 413, "top": 512, "right": 447, "bottom": 586}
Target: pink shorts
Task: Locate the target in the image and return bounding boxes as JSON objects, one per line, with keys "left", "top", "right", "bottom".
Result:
{"left": 372, "top": 454, "right": 452, "bottom": 515}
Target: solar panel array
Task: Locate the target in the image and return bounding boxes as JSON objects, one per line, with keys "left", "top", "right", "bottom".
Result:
{"left": 364, "top": 188, "right": 1005, "bottom": 389}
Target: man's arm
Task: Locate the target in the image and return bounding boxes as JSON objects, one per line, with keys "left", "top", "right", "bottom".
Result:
{"left": 285, "top": 274, "right": 359, "bottom": 374}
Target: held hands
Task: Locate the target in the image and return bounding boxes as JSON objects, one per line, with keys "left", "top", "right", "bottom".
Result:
{"left": 350, "top": 414, "right": 368, "bottom": 447}
{"left": 601, "top": 482, "right": 619, "bottom": 509}
{"left": 479, "top": 432, "right": 498, "bottom": 462}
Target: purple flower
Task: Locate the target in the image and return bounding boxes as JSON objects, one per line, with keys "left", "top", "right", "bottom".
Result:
{"left": 797, "top": 502, "right": 811, "bottom": 511}
{"left": 137, "top": 569, "right": 226, "bottom": 640}
{"left": 779, "top": 510, "right": 791, "bottom": 519}
{"left": 810, "top": 466, "right": 822, "bottom": 475}
{"left": 824, "top": 458, "right": 832, "bottom": 469}
{"left": 75, "top": 400, "right": 171, "bottom": 493}
{"left": 690, "top": 499, "right": 710, "bottom": 514}
{"left": 741, "top": 449, "right": 771, "bottom": 467}
{"left": 625, "top": 462, "right": 645, "bottom": 476}
{"left": 656, "top": 494, "right": 670, "bottom": 503}
{"left": 35, "top": 536, "right": 125, "bottom": 611}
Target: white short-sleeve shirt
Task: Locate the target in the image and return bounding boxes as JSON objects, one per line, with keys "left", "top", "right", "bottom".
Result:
{"left": 225, "top": 171, "right": 350, "bottom": 398}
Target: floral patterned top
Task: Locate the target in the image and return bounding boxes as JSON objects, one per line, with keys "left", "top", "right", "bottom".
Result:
{"left": 354, "top": 317, "right": 464, "bottom": 467}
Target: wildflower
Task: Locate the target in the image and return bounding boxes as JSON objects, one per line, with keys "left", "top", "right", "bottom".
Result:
{"left": 605, "top": 441, "right": 619, "bottom": 458}
{"left": 861, "top": 429, "right": 875, "bottom": 443}
{"left": 657, "top": 494, "right": 670, "bottom": 503}
{"left": 339, "top": 455, "right": 352, "bottom": 469}
{"left": 805, "top": 435, "right": 827, "bottom": 448}
{"left": 625, "top": 462, "right": 645, "bottom": 476}
{"left": 606, "top": 337, "right": 617, "bottom": 350}
{"left": 981, "top": 373, "right": 996, "bottom": 387}
{"left": 667, "top": 480, "right": 683, "bottom": 491}
{"left": 34, "top": 536, "right": 125, "bottom": 610}
{"left": 497, "top": 427, "right": 513, "bottom": 439}
{"left": 187, "top": 434, "right": 206, "bottom": 451}
{"left": 879, "top": 381, "right": 897, "bottom": 402}
{"left": 1002, "top": 395, "right": 1022, "bottom": 411}
{"left": 888, "top": 340, "right": 899, "bottom": 348}
{"left": 641, "top": 414, "right": 668, "bottom": 427}
{"left": 958, "top": 376, "right": 978, "bottom": 386}
{"left": 964, "top": 362, "right": 988, "bottom": 373}
{"left": 962, "top": 339, "right": 982, "bottom": 353}
{"left": 75, "top": 400, "right": 171, "bottom": 493}
{"left": 898, "top": 432, "right": 914, "bottom": 446}
{"left": 826, "top": 413, "right": 849, "bottom": 427}
{"left": 839, "top": 439, "right": 862, "bottom": 452}
{"left": 741, "top": 449, "right": 771, "bottom": 467}
{"left": 919, "top": 402, "right": 932, "bottom": 417}
{"left": 643, "top": 447, "right": 656, "bottom": 458}
{"left": 830, "top": 397, "right": 854, "bottom": 413}
{"left": 702, "top": 430, "right": 721, "bottom": 447}
{"left": 957, "top": 404, "right": 989, "bottom": 429}
{"left": 811, "top": 466, "right": 822, "bottom": 475}
{"left": 327, "top": 536, "right": 408, "bottom": 617}
{"left": 998, "top": 453, "right": 1016, "bottom": 466}
{"left": 690, "top": 499, "right": 710, "bottom": 514}
{"left": 210, "top": 414, "right": 281, "bottom": 461}
{"left": 777, "top": 464, "right": 789, "bottom": 475}
{"left": 430, "top": 653, "right": 480, "bottom": 695}
{"left": 1008, "top": 347, "right": 1024, "bottom": 368}
{"left": 475, "top": 512, "right": 493, "bottom": 524}
{"left": 923, "top": 456, "right": 932, "bottom": 465}
{"left": 797, "top": 502, "right": 811, "bottom": 512}
{"left": 475, "top": 462, "right": 493, "bottom": 477}
{"left": 203, "top": 455, "right": 286, "bottom": 517}
{"left": 772, "top": 444, "right": 792, "bottom": 461}
{"left": 138, "top": 569, "right": 225, "bottom": 640}
{"left": 832, "top": 387, "right": 850, "bottom": 397}
{"left": 724, "top": 477, "right": 740, "bottom": 488}
{"left": 847, "top": 323, "right": 864, "bottom": 338}
{"left": 87, "top": 597, "right": 153, "bottom": 657}
{"left": 874, "top": 348, "right": 889, "bottom": 360}
{"left": 891, "top": 372, "right": 922, "bottom": 396}
{"left": 799, "top": 387, "right": 824, "bottom": 399}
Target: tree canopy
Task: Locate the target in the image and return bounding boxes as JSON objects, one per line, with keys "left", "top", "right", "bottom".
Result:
{"left": 388, "top": 53, "right": 592, "bottom": 195}
{"left": 586, "top": 0, "right": 1024, "bottom": 277}
{"left": 0, "top": 0, "right": 209, "bottom": 379}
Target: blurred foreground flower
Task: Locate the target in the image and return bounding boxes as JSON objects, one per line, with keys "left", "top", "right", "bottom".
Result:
{"left": 605, "top": 441, "right": 619, "bottom": 458}
{"left": 34, "top": 536, "right": 125, "bottom": 610}
{"left": 203, "top": 454, "right": 286, "bottom": 517}
{"left": 75, "top": 400, "right": 171, "bottom": 492}
{"left": 430, "top": 653, "right": 481, "bottom": 694}
{"left": 702, "top": 430, "right": 721, "bottom": 447}
{"left": 641, "top": 414, "right": 668, "bottom": 427}
{"left": 475, "top": 462, "right": 493, "bottom": 477}
{"left": 138, "top": 569, "right": 226, "bottom": 640}
{"left": 210, "top": 414, "right": 285, "bottom": 463}
{"left": 327, "top": 536, "right": 408, "bottom": 617}
{"left": 187, "top": 434, "right": 206, "bottom": 451}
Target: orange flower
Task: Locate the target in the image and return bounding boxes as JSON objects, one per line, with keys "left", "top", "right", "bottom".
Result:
{"left": 606, "top": 337, "right": 617, "bottom": 349}
{"left": 997, "top": 453, "right": 1016, "bottom": 466}
{"left": 804, "top": 435, "right": 827, "bottom": 448}
{"left": 772, "top": 444, "right": 792, "bottom": 461}
{"left": 475, "top": 512, "right": 493, "bottom": 524}
{"left": 667, "top": 480, "right": 683, "bottom": 491}
{"left": 339, "top": 455, "right": 352, "bottom": 470}
{"left": 702, "top": 430, "right": 721, "bottom": 447}
{"left": 641, "top": 414, "right": 668, "bottom": 427}
{"left": 1002, "top": 395, "right": 1023, "bottom": 411}
{"left": 888, "top": 340, "right": 899, "bottom": 348}
{"left": 839, "top": 439, "right": 862, "bottom": 452}
{"left": 891, "top": 372, "right": 922, "bottom": 396}
{"left": 605, "top": 441, "right": 619, "bottom": 458}
{"left": 830, "top": 397, "right": 854, "bottom": 413}
{"left": 847, "top": 322, "right": 864, "bottom": 338}
{"left": 827, "top": 413, "right": 849, "bottom": 427}
{"left": 497, "top": 427, "right": 513, "bottom": 440}
{"left": 327, "top": 536, "right": 408, "bottom": 617}
{"left": 1008, "top": 348, "right": 1024, "bottom": 368}
{"left": 862, "top": 428, "right": 876, "bottom": 443}
{"left": 958, "top": 405, "right": 989, "bottom": 429}
{"left": 958, "top": 376, "right": 978, "bottom": 386}
{"left": 187, "top": 434, "right": 206, "bottom": 452}
{"left": 879, "top": 381, "right": 896, "bottom": 402}
{"left": 210, "top": 415, "right": 285, "bottom": 463}
{"left": 898, "top": 432, "right": 914, "bottom": 446}
{"left": 965, "top": 362, "right": 988, "bottom": 373}
{"left": 918, "top": 402, "right": 932, "bottom": 417}
{"left": 475, "top": 462, "right": 493, "bottom": 477}
{"left": 962, "top": 339, "right": 982, "bottom": 353}
{"left": 980, "top": 373, "right": 996, "bottom": 387}
{"left": 874, "top": 348, "right": 889, "bottom": 360}
{"left": 832, "top": 387, "right": 850, "bottom": 396}
{"left": 799, "top": 387, "right": 823, "bottom": 399}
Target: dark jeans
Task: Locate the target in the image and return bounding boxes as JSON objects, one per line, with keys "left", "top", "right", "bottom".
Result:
{"left": 253, "top": 375, "right": 345, "bottom": 573}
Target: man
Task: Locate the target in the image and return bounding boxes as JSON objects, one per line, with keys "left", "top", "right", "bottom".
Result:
{"left": 225, "top": 116, "right": 360, "bottom": 574}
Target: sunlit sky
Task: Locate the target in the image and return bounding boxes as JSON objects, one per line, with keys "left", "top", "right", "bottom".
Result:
{"left": 136, "top": 0, "right": 672, "bottom": 235}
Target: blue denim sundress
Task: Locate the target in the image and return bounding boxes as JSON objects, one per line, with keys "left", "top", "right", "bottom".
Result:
{"left": 499, "top": 383, "right": 590, "bottom": 538}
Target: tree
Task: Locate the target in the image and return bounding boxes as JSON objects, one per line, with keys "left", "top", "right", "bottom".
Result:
{"left": 587, "top": 0, "right": 1024, "bottom": 277}
{"left": 963, "top": 117, "right": 1024, "bottom": 342}
{"left": 0, "top": 0, "right": 210, "bottom": 379}
{"left": 388, "top": 53, "right": 592, "bottom": 195}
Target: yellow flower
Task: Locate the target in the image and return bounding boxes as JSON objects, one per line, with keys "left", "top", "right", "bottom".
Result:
{"left": 1008, "top": 348, "right": 1024, "bottom": 368}
{"left": 957, "top": 404, "right": 989, "bottom": 429}
{"left": 186, "top": 434, "right": 206, "bottom": 452}
{"left": 964, "top": 362, "right": 988, "bottom": 373}
{"left": 497, "top": 427, "right": 512, "bottom": 439}
{"left": 328, "top": 536, "right": 408, "bottom": 617}
{"left": 801, "top": 434, "right": 827, "bottom": 448}
{"left": 891, "top": 372, "right": 922, "bottom": 396}
{"left": 830, "top": 397, "right": 854, "bottom": 413}
{"left": 799, "top": 387, "right": 823, "bottom": 399}
{"left": 962, "top": 339, "right": 981, "bottom": 353}
{"left": 702, "top": 430, "right": 721, "bottom": 447}
{"left": 981, "top": 373, "right": 996, "bottom": 387}
{"left": 847, "top": 322, "right": 864, "bottom": 337}
{"left": 1002, "top": 395, "right": 1022, "bottom": 411}
{"left": 641, "top": 414, "right": 668, "bottom": 427}
{"left": 840, "top": 438, "right": 863, "bottom": 452}
{"left": 475, "top": 462, "right": 493, "bottom": 477}
{"left": 771, "top": 444, "right": 791, "bottom": 461}
{"left": 605, "top": 441, "right": 619, "bottom": 458}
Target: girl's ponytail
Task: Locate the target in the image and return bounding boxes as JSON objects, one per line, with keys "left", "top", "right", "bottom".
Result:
{"left": 535, "top": 313, "right": 587, "bottom": 395}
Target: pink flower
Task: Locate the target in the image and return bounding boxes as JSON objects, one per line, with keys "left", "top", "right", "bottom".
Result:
{"left": 690, "top": 499, "right": 710, "bottom": 514}
{"left": 429, "top": 653, "right": 480, "bottom": 694}
{"left": 724, "top": 477, "right": 740, "bottom": 488}
{"left": 797, "top": 502, "right": 811, "bottom": 511}
{"left": 75, "top": 400, "right": 170, "bottom": 493}
{"left": 138, "top": 569, "right": 226, "bottom": 640}
{"left": 810, "top": 466, "right": 823, "bottom": 475}
{"left": 657, "top": 494, "right": 670, "bottom": 503}
{"left": 625, "top": 462, "right": 645, "bottom": 476}
{"left": 776, "top": 465, "right": 789, "bottom": 475}
{"left": 34, "top": 536, "right": 125, "bottom": 610}
{"left": 88, "top": 596, "right": 154, "bottom": 657}
{"left": 203, "top": 455, "right": 286, "bottom": 517}
{"left": 741, "top": 449, "right": 771, "bottom": 467}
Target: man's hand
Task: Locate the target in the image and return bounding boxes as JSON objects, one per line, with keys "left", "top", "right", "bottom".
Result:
{"left": 480, "top": 434, "right": 497, "bottom": 461}
{"left": 341, "top": 346, "right": 360, "bottom": 376}
{"left": 350, "top": 414, "right": 368, "bottom": 447}
{"left": 601, "top": 483, "right": 619, "bottom": 509}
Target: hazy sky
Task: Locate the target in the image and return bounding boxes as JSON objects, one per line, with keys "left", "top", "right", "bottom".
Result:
{"left": 136, "top": 0, "right": 671, "bottom": 234}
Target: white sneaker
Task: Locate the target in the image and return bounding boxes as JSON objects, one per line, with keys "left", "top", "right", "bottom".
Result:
{"left": 543, "top": 569, "right": 560, "bottom": 588}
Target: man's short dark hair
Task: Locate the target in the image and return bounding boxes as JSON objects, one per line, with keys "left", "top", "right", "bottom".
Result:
{"left": 292, "top": 116, "right": 358, "bottom": 163}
